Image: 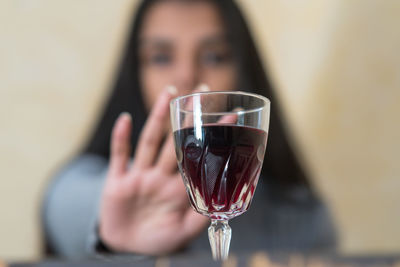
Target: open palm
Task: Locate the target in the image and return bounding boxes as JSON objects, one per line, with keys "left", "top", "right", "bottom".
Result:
{"left": 99, "top": 88, "right": 208, "bottom": 255}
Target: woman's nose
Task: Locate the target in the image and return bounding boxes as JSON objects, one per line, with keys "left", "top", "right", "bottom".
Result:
{"left": 173, "top": 58, "right": 199, "bottom": 95}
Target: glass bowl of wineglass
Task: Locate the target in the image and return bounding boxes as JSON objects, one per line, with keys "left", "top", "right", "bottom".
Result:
{"left": 170, "top": 91, "right": 270, "bottom": 260}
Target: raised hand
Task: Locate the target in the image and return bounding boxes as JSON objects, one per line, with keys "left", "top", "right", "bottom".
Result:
{"left": 98, "top": 86, "right": 209, "bottom": 255}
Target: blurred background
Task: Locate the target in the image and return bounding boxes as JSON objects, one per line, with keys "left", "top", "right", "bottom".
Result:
{"left": 0, "top": 0, "right": 399, "bottom": 261}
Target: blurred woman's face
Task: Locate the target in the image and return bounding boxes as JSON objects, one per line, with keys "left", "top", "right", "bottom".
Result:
{"left": 139, "top": 0, "right": 237, "bottom": 110}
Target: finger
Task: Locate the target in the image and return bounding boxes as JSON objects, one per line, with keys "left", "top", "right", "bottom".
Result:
{"left": 158, "top": 84, "right": 209, "bottom": 173}
{"left": 194, "top": 83, "right": 210, "bottom": 93}
{"left": 133, "top": 85, "right": 177, "bottom": 170}
{"left": 217, "top": 111, "right": 239, "bottom": 124}
{"left": 164, "top": 85, "right": 210, "bottom": 173}
{"left": 156, "top": 133, "right": 178, "bottom": 173}
{"left": 109, "top": 112, "right": 132, "bottom": 176}
{"left": 180, "top": 84, "right": 210, "bottom": 129}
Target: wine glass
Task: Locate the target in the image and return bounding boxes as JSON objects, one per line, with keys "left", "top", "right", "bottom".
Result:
{"left": 170, "top": 91, "right": 270, "bottom": 260}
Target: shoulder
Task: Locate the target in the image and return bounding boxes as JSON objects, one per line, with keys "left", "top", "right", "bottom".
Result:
{"left": 56, "top": 154, "right": 109, "bottom": 178}
{"left": 257, "top": 179, "right": 338, "bottom": 250}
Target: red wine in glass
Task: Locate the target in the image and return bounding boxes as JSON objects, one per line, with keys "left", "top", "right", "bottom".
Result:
{"left": 174, "top": 124, "right": 267, "bottom": 220}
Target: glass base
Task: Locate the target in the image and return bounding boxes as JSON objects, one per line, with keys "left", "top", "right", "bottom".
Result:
{"left": 208, "top": 220, "right": 231, "bottom": 261}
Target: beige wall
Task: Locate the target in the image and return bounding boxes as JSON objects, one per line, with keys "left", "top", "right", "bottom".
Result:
{"left": 0, "top": 0, "right": 399, "bottom": 260}
{"left": 0, "top": 0, "right": 138, "bottom": 260}
{"left": 240, "top": 0, "right": 400, "bottom": 254}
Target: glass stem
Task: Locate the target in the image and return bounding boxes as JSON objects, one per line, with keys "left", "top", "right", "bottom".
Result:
{"left": 208, "top": 219, "right": 231, "bottom": 261}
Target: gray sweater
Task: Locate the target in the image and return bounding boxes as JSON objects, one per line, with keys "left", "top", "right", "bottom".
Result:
{"left": 43, "top": 154, "right": 336, "bottom": 259}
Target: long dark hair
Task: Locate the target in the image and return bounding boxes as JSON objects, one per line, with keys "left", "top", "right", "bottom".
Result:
{"left": 84, "top": 0, "right": 309, "bottom": 187}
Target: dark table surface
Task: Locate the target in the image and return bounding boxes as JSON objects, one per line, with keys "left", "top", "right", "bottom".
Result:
{"left": 9, "top": 252, "right": 400, "bottom": 267}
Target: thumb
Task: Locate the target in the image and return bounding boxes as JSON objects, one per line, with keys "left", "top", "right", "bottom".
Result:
{"left": 182, "top": 210, "right": 209, "bottom": 240}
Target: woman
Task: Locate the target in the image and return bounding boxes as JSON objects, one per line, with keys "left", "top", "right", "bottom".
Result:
{"left": 43, "top": 0, "right": 336, "bottom": 259}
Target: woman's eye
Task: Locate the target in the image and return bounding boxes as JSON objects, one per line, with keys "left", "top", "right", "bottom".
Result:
{"left": 201, "top": 52, "right": 231, "bottom": 66}
{"left": 150, "top": 53, "right": 171, "bottom": 65}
